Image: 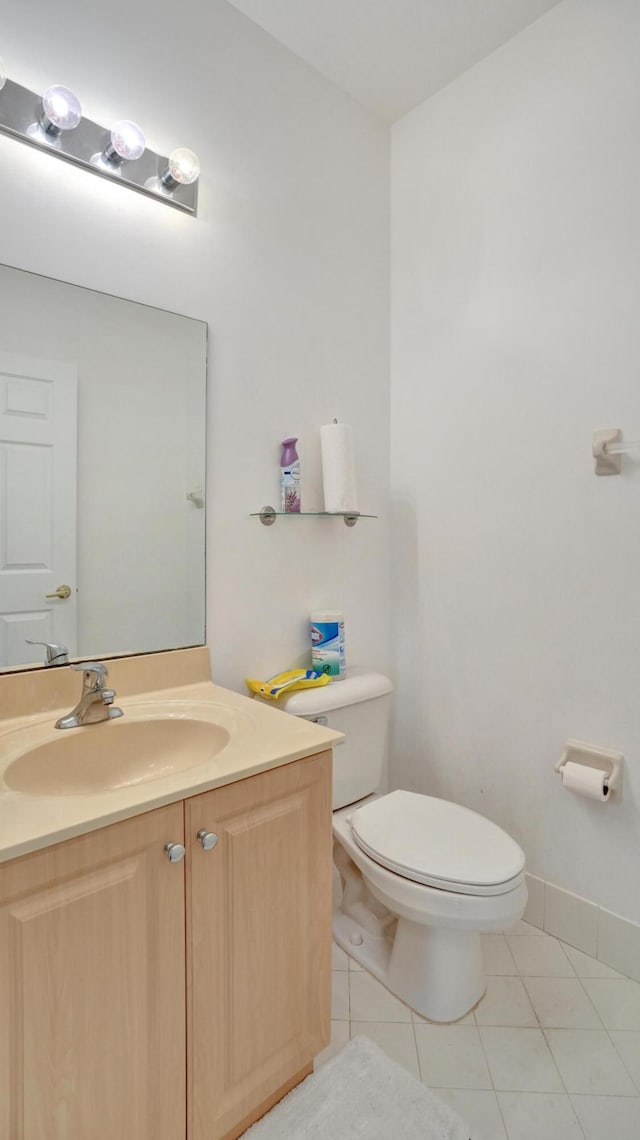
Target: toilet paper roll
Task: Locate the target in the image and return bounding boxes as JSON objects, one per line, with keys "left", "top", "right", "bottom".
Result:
{"left": 562, "top": 760, "right": 610, "bottom": 802}
{"left": 320, "top": 422, "right": 358, "bottom": 513}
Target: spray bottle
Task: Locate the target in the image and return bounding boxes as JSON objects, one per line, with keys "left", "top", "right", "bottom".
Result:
{"left": 280, "top": 437, "right": 301, "bottom": 512}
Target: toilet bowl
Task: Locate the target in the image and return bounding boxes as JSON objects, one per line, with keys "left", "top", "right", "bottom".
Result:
{"left": 332, "top": 790, "right": 526, "bottom": 1022}
{"left": 265, "top": 670, "right": 527, "bottom": 1023}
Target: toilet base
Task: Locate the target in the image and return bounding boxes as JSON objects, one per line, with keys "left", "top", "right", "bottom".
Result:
{"left": 333, "top": 910, "right": 485, "bottom": 1023}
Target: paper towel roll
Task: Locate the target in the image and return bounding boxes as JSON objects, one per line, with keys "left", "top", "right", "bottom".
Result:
{"left": 562, "top": 761, "right": 610, "bottom": 802}
{"left": 320, "top": 422, "right": 358, "bottom": 513}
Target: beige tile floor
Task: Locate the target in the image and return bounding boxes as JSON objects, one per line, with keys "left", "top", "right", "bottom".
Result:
{"left": 317, "top": 922, "right": 640, "bottom": 1140}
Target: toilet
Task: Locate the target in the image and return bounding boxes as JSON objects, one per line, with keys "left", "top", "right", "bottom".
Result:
{"left": 276, "top": 670, "right": 527, "bottom": 1023}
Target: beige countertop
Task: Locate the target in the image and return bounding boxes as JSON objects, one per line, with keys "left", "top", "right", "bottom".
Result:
{"left": 0, "top": 650, "right": 343, "bottom": 864}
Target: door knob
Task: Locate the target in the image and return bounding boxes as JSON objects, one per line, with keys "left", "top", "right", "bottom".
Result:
{"left": 46, "top": 584, "right": 72, "bottom": 600}
{"left": 196, "top": 830, "right": 218, "bottom": 851}
{"left": 164, "top": 842, "right": 186, "bottom": 863}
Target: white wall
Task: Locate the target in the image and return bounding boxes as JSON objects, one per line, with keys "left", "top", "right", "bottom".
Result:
{"left": 0, "top": 0, "right": 390, "bottom": 689}
{"left": 391, "top": 0, "right": 640, "bottom": 922}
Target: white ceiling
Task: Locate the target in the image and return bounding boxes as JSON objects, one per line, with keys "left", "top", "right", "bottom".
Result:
{"left": 226, "top": 0, "right": 561, "bottom": 122}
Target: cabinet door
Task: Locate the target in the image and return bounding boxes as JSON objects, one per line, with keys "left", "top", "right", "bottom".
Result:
{"left": 0, "top": 804, "right": 186, "bottom": 1140}
{"left": 186, "top": 751, "right": 332, "bottom": 1140}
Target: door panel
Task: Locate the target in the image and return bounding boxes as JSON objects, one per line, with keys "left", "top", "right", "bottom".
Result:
{"left": 0, "top": 351, "right": 77, "bottom": 666}
{"left": 186, "top": 752, "right": 332, "bottom": 1140}
{"left": 0, "top": 804, "right": 186, "bottom": 1140}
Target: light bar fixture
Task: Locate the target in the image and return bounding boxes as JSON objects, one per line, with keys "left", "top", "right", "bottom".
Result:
{"left": 0, "top": 61, "right": 199, "bottom": 215}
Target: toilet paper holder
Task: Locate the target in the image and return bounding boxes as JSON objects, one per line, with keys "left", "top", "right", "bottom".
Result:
{"left": 555, "top": 739, "right": 623, "bottom": 796}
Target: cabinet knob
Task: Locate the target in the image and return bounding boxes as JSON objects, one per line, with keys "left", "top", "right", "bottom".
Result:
{"left": 164, "top": 842, "right": 186, "bottom": 863}
{"left": 197, "top": 829, "right": 218, "bottom": 851}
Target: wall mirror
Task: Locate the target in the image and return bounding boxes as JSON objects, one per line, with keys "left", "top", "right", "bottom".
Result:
{"left": 0, "top": 263, "right": 206, "bottom": 672}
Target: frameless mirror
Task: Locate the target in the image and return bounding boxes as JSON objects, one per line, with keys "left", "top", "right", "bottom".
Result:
{"left": 0, "top": 263, "right": 206, "bottom": 672}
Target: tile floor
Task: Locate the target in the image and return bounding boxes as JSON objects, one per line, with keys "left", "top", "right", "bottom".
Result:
{"left": 317, "top": 922, "right": 640, "bottom": 1140}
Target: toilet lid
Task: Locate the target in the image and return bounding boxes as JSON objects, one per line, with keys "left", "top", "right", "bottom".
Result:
{"left": 350, "top": 790, "right": 525, "bottom": 896}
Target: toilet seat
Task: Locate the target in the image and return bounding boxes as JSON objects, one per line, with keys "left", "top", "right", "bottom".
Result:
{"left": 350, "top": 790, "right": 525, "bottom": 897}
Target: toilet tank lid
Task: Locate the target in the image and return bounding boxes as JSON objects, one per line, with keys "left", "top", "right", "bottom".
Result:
{"left": 278, "top": 670, "right": 393, "bottom": 716}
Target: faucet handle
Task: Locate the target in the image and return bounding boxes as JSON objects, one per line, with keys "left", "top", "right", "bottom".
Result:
{"left": 72, "top": 661, "right": 109, "bottom": 687}
{"left": 25, "top": 640, "right": 69, "bottom": 666}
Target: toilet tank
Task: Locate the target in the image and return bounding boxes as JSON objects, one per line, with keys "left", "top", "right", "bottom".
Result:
{"left": 278, "top": 671, "right": 393, "bottom": 810}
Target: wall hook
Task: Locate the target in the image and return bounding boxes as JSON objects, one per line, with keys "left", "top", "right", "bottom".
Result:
{"left": 593, "top": 429, "right": 640, "bottom": 475}
{"left": 186, "top": 487, "right": 205, "bottom": 508}
{"left": 593, "top": 429, "right": 623, "bottom": 475}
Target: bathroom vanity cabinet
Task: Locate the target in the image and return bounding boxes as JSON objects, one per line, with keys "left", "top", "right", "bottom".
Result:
{"left": 0, "top": 749, "right": 332, "bottom": 1140}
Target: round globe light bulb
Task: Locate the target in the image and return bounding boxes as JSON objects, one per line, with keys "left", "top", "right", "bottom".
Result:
{"left": 168, "top": 147, "right": 200, "bottom": 186}
{"left": 110, "top": 119, "right": 146, "bottom": 162}
{"left": 0, "top": 58, "right": 7, "bottom": 93}
{"left": 42, "top": 85, "right": 82, "bottom": 131}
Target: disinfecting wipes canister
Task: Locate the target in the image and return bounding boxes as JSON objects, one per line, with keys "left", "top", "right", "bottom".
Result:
{"left": 310, "top": 610, "right": 346, "bottom": 679}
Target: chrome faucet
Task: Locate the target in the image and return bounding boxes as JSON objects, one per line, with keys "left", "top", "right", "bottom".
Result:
{"left": 55, "top": 662, "right": 124, "bottom": 730}
{"left": 25, "top": 639, "right": 69, "bottom": 666}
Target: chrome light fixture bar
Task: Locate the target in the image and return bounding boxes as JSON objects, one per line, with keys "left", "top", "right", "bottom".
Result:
{"left": 0, "top": 67, "right": 199, "bottom": 215}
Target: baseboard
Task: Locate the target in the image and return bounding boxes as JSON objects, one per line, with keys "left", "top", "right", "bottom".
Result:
{"left": 523, "top": 873, "right": 640, "bottom": 983}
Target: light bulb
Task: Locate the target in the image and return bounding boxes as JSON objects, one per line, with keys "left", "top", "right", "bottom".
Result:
{"left": 0, "top": 58, "right": 7, "bottom": 93}
{"left": 102, "top": 119, "right": 146, "bottom": 167}
{"left": 41, "top": 85, "right": 82, "bottom": 135}
{"left": 169, "top": 147, "right": 200, "bottom": 184}
{"left": 160, "top": 147, "right": 200, "bottom": 191}
{"left": 110, "top": 120, "right": 145, "bottom": 162}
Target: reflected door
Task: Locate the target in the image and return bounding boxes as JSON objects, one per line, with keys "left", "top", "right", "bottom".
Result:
{"left": 0, "top": 352, "right": 77, "bottom": 667}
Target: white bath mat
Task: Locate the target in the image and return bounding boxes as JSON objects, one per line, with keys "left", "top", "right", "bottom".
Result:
{"left": 243, "top": 1036, "right": 472, "bottom": 1139}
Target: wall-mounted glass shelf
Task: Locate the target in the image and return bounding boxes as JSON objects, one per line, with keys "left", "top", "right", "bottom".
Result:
{"left": 251, "top": 506, "right": 377, "bottom": 528}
